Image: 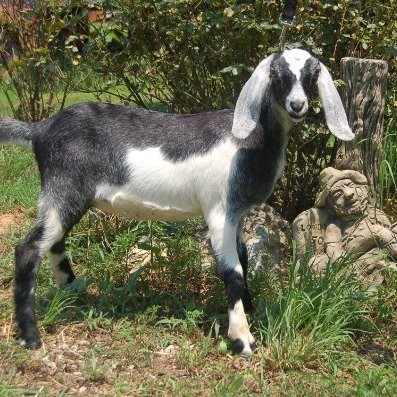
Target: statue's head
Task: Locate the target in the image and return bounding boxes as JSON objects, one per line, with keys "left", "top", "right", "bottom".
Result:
{"left": 315, "top": 168, "right": 369, "bottom": 220}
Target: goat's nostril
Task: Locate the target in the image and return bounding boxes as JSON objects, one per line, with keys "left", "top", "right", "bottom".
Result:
{"left": 290, "top": 100, "right": 305, "bottom": 113}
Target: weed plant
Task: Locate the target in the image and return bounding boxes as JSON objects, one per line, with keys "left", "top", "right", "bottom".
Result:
{"left": 254, "top": 251, "right": 375, "bottom": 370}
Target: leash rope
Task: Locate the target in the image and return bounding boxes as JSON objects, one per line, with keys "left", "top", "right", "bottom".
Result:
{"left": 279, "top": 0, "right": 298, "bottom": 50}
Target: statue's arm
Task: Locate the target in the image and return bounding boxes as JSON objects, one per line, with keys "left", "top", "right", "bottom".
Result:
{"left": 369, "top": 208, "right": 397, "bottom": 256}
{"left": 324, "top": 223, "right": 345, "bottom": 261}
{"left": 360, "top": 212, "right": 397, "bottom": 258}
{"left": 372, "top": 208, "right": 392, "bottom": 227}
{"left": 373, "top": 224, "right": 397, "bottom": 258}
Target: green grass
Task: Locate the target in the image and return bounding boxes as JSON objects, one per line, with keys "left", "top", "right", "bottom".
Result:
{"left": 379, "top": 118, "right": 397, "bottom": 208}
{"left": 0, "top": 146, "right": 39, "bottom": 212}
{"left": 255, "top": 254, "right": 375, "bottom": 370}
{"left": 0, "top": 87, "right": 99, "bottom": 118}
{"left": 1, "top": 198, "right": 397, "bottom": 395}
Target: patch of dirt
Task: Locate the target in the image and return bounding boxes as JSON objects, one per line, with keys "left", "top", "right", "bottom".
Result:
{"left": 0, "top": 211, "right": 26, "bottom": 255}
{"left": 0, "top": 325, "right": 195, "bottom": 395}
{"left": 0, "top": 211, "right": 25, "bottom": 236}
{"left": 1, "top": 325, "right": 113, "bottom": 395}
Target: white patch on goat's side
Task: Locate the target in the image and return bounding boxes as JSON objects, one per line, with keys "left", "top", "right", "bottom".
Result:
{"left": 228, "top": 299, "right": 255, "bottom": 356}
{"left": 47, "top": 251, "right": 69, "bottom": 285}
{"left": 94, "top": 138, "right": 239, "bottom": 221}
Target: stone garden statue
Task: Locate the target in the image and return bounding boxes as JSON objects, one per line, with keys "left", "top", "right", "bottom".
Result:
{"left": 292, "top": 167, "right": 397, "bottom": 284}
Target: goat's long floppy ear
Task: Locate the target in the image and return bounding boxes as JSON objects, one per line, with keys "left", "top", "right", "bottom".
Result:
{"left": 317, "top": 63, "right": 355, "bottom": 141}
{"left": 231, "top": 54, "right": 275, "bottom": 139}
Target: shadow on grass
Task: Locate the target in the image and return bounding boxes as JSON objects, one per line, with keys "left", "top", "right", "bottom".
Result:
{"left": 357, "top": 342, "right": 397, "bottom": 367}
{"left": 35, "top": 265, "right": 230, "bottom": 339}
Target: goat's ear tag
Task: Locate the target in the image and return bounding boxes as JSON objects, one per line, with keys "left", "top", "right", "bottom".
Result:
{"left": 317, "top": 63, "right": 355, "bottom": 141}
{"left": 231, "top": 55, "right": 274, "bottom": 139}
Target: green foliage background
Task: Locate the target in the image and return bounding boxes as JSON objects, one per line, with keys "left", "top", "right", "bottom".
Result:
{"left": 80, "top": 0, "right": 397, "bottom": 112}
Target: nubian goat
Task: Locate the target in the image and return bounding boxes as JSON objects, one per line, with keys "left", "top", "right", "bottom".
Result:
{"left": 0, "top": 49, "right": 354, "bottom": 356}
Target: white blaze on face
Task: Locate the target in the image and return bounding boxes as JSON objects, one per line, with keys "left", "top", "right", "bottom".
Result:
{"left": 283, "top": 49, "right": 312, "bottom": 118}
{"left": 283, "top": 49, "right": 312, "bottom": 78}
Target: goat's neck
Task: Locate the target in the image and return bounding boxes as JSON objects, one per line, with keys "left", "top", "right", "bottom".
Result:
{"left": 229, "top": 97, "right": 294, "bottom": 211}
{"left": 258, "top": 96, "right": 293, "bottom": 148}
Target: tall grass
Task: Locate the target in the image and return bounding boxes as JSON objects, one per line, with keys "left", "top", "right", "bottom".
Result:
{"left": 379, "top": 117, "right": 397, "bottom": 207}
{"left": 256, "top": 252, "right": 375, "bottom": 370}
{"left": 41, "top": 288, "right": 78, "bottom": 328}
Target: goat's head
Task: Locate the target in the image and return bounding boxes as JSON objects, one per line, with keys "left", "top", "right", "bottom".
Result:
{"left": 232, "top": 49, "right": 354, "bottom": 142}
{"left": 270, "top": 49, "right": 319, "bottom": 121}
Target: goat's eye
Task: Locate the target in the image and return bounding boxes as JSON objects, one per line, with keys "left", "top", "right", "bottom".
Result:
{"left": 301, "top": 73, "right": 317, "bottom": 93}
{"left": 270, "top": 69, "right": 278, "bottom": 79}
{"left": 272, "top": 72, "right": 285, "bottom": 84}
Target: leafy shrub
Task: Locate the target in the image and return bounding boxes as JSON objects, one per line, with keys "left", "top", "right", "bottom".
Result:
{"left": 74, "top": 0, "right": 282, "bottom": 111}
{"left": 0, "top": 0, "right": 87, "bottom": 120}
{"left": 83, "top": 1, "right": 397, "bottom": 110}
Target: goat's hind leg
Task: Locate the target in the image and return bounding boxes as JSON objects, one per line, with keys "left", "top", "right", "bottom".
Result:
{"left": 206, "top": 209, "right": 256, "bottom": 356}
{"left": 14, "top": 200, "right": 84, "bottom": 348}
{"left": 14, "top": 208, "right": 68, "bottom": 348}
{"left": 14, "top": 224, "right": 47, "bottom": 348}
{"left": 47, "top": 238, "right": 75, "bottom": 285}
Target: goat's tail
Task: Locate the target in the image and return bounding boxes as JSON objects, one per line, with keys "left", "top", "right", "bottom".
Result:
{"left": 0, "top": 119, "right": 33, "bottom": 147}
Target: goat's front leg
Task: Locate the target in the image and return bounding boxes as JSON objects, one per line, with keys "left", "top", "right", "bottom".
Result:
{"left": 237, "top": 219, "right": 254, "bottom": 313}
{"left": 206, "top": 208, "right": 256, "bottom": 356}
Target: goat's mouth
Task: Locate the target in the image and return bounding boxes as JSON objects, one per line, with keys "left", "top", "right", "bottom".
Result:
{"left": 286, "top": 106, "right": 308, "bottom": 123}
{"left": 289, "top": 113, "right": 306, "bottom": 123}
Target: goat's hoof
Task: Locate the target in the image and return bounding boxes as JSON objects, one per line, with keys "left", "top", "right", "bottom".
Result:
{"left": 231, "top": 338, "right": 256, "bottom": 357}
{"left": 19, "top": 330, "right": 42, "bottom": 349}
{"left": 22, "top": 337, "right": 42, "bottom": 350}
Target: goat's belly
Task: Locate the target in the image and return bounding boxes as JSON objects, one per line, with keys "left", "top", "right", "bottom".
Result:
{"left": 93, "top": 192, "right": 201, "bottom": 221}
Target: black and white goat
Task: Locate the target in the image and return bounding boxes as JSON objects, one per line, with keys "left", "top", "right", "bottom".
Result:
{"left": 0, "top": 49, "right": 353, "bottom": 356}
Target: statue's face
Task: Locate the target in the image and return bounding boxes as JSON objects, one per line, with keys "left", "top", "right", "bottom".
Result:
{"left": 328, "top": 179, "right": 369, "bottom": 219}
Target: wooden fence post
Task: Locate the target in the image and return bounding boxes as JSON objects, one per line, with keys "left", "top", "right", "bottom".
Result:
{"left": 335, "top": 57, "right": 388, "bottom": 190}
